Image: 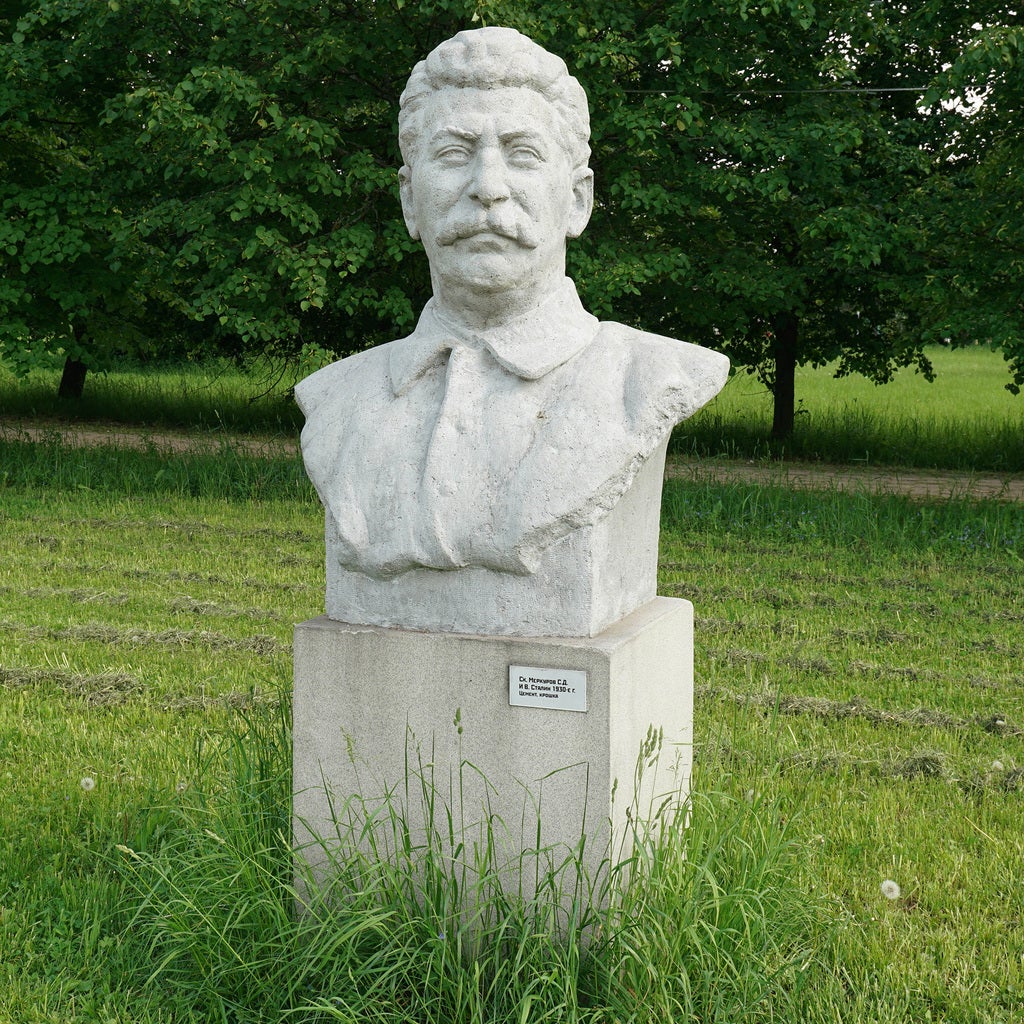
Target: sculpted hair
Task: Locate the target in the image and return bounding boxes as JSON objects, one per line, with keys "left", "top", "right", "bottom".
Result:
{"left": 398, "top": 27, "right": 591, "bottom": 170}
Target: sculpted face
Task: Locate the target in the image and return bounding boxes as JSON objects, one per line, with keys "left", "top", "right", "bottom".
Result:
{"left": 400, "top": 87, "right": 593, "bottom": 307}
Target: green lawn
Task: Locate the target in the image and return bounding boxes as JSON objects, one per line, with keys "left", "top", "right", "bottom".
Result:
{"left": 3, "top": 343, "right": 1022, "bottom": 469}
{"left": 0, "top": 357, "right": 304, "bottom": 436}
{"left": 661, "top": 482, "right": 1024, "bottom": 1021}
{"left": 1, "top": 439, "right": 1021, "bottom": 1021}
{"left": 678, "top": 344, "right": 1024, "bottom": 470}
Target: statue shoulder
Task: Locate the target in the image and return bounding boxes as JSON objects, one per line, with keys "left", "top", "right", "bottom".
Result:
{"left": 294, "top": 342, "right": 396, "bottom": 419}
{"left": 595, "top": 321, "right": 730, "bottom": 420}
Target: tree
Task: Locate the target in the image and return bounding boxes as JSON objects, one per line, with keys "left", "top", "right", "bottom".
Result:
{"left": 1, "top": 1, "right": 142, "bottom": 395}
{"left": 516, "top": 0, "right": 999, "bottom": 438}
{"left": 0, "top": 0, "right": 474, "bottom": 395}
{"left": 3, "top": 0, "right": 1019, "bottom": 428}
{"left": 917, "top": 7, "right": 1024, "bottom": 394}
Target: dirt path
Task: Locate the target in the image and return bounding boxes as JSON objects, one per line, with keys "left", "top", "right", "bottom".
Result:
{"left": 1, "top": 418, "right": 296, "bottom": 460}
{"left": 669, "top": 459, "right": 1024, "bottom": 502}
{"left": 4, "top": 417, "right": 1023, "bottom": 502}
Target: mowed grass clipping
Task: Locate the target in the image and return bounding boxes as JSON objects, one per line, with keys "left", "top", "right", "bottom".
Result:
{"left": 1, "top": 440, "right": 1022, "bottom": 1022}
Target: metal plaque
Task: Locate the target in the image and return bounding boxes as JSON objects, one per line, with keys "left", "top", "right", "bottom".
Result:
{"left": 508, "top": 665, "right": 587, "bottom": 712}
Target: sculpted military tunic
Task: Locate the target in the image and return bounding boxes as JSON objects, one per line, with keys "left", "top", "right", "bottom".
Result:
{"left": 296, "top": 279, "right": 729, "bottom": 634}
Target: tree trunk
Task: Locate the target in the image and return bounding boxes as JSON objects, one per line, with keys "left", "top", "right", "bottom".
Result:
{"left": 770, "top": 311, "right": 799, "bottom": 440}
{"left": 57, "top": 356, "right": 88, "bottom": 399}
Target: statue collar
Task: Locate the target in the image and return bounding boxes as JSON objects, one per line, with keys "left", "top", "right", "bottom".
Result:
{"left": 389, "top": 278, "right": 599, "bottom": 396}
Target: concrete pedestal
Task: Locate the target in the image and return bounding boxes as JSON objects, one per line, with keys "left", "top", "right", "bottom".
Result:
{"left": 293, "top": 596, "right": 693, "bottom": 906}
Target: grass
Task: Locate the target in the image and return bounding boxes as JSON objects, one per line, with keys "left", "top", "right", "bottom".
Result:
{"left": 113, "top": 719, "right": 828, "bottom": 1023}
{"left": 0, "top": 430, "right": 308, "bottom": 499}
{"left": 1, "top": 436, "right": 1022, "bottom": 1021}
{"left": 3, "top": 344, "right": 1022, "bottom": 469}
{"left": 0, "top": 357, "right": 305, "bottom": 436}
{"left": 658, "top": 481, "right": 1024, "bottom": 1022}
{"left": 675, "top": 344, "right": 1024, "bottom": 471}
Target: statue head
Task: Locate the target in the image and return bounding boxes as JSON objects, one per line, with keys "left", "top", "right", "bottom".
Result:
{"left": 396, "top": 28, "right": 594, "bottom": 314}
{"left": 398, "top": 27, "right": 591, "bottom": 172}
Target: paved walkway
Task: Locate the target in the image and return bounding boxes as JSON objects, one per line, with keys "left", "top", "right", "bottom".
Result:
{"left": 4, "top": 417, "right": 1023, "bottom": 502}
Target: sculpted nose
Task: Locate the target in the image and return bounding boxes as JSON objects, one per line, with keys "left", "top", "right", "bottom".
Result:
{"left": 468, "top": 150, "right": 510, "bottom": 207}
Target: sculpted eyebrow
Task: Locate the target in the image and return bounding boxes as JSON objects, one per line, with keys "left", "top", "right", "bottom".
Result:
{"left": 430, "top": 125, "right": 478, "bottom": 144}
{"left": 499, "top": 129, "right": 545, "bottom": 145}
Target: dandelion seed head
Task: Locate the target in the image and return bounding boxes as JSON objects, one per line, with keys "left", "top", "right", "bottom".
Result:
{"left": 80, "top": 776, "right": 96, "bottom": 792}
{"left": 880, "top": 879, "right": 901, "bottom": 901}
{"left": 991, "top": 760, "right": 1004, "bottom": 772}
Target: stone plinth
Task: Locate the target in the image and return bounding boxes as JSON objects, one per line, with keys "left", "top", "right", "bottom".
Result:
{"left": 293, "top": 596, "right": 693, "bottom": 902}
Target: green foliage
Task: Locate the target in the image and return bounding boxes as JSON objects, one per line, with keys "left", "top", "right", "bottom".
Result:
{"left": 0, "top": 0, "right": 158, "bottom": 379}
{"left": 0, "top": 0, "right": 466, "bottom": 379}
{"left": 552, "top": 0, "right": 1007, "bottom": 434}
{"left": 3, "top": 0, "right": 1022, "bottom": 424}
{"left": 918, "top": 9, "right": 1024, "bottom": 393}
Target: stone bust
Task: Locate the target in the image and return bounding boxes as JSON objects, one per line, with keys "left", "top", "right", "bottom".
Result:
{"left": 296, "top": 27, "right": 729, "bottom": 637}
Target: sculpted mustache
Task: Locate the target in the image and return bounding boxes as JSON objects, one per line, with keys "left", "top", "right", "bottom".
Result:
{"left": 436, "top": 214, "right": 540, "bottom": 248}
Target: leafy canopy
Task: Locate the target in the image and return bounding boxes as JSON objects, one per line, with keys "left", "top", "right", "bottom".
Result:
{"left": 1, "top": 0, "right": 1020, "bottom": 428}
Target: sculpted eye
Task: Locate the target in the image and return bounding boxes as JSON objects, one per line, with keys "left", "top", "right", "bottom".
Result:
{"left": 507, "top": 145, "right": 543, "bottom": 167}
{"left": 435, "top": 145, "right": 471, "bottom": 165}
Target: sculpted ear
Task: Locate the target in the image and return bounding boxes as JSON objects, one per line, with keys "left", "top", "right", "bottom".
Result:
{"left": 567, "top": 167, "right": 594, "bottom": 239}
{"left": 399, "top": 166, "right": 420, "bottom": 240}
